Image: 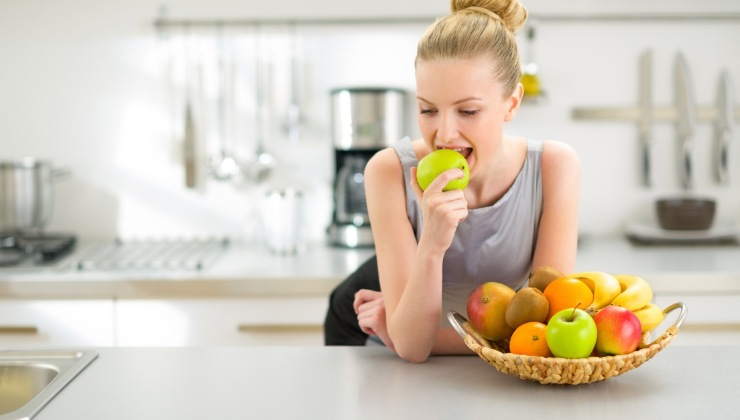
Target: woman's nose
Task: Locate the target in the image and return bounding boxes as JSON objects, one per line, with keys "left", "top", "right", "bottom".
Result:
{"left": 437, "top": 112, "right": 458, "bottom": 142}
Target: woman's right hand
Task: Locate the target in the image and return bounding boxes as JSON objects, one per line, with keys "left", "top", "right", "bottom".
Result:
{"left": 354, "top": 289, "right": 395, "bottom": 352}
{"left": 410, "top": 166, "right": 468, "bottom": 253}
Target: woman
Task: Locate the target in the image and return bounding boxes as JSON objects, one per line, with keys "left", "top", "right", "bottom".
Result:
{"left": 324, "top": 0, "right": 580, "bottom": 363}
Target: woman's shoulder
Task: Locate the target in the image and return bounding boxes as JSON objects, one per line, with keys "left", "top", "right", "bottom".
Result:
{"left": 367, "top": 138, "right": 428, "bottom": 171}
{"left": 540, "top": 139, "right": 579, "bottom": 166}
{"left": 539, "top": 139, "right": 580, "bottom": 184}
{"left": 365, "top": 145, "right": 404, "bottom": 182}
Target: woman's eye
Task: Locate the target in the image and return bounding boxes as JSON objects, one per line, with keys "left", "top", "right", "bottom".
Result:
{"left": 419, "top": 108, "right": 437, "bottom": 115}
{"left": 460, "top": 109, "right": 479, "bottom": 116}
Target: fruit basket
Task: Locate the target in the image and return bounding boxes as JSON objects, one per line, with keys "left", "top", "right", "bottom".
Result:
{"left": 447, "top": 302, "right": 687, "bottom": 385}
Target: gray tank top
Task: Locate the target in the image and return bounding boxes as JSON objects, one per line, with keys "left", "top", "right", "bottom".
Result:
{"left": 392, "top": 137, "right": 544, "bottom": 324}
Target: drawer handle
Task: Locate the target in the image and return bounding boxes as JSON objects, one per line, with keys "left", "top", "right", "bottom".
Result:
{"left": 0, "top": 325, "right": 39, "bottom": 335}
{"left": 237, "top": 324, "right": 322, "bottom": 333}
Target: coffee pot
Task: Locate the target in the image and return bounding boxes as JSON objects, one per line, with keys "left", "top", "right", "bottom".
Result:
{"left": 328, "top": 87, "right": 407, "bottom": 247}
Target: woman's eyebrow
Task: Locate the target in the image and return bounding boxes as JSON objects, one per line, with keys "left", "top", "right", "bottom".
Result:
{"left": 416, "top": 96, "right": 483, "bottom": 105}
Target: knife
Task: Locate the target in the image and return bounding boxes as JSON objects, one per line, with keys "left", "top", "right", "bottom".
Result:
{"left": 714, "top": 70, "right": 734, "bottom": 184}
{"left": 638, "top": 50, "right": 652, "bottom": 187}
{"left": 674, "top": 53, "right": 696, "bottom": 190}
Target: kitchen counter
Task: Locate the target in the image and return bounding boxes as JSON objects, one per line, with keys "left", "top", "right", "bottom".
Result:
{"left": 34, "top": 345, "right": 740, "bottom": 419}
{"left": 1, "top": 236, "right": 739, "bottom": 298}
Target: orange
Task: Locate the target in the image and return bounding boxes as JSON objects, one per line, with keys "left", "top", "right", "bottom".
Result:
{"left": 542, "top": 276, "right": 594, "bottom": 321}
{"left": 509, "top": 322, "right": 552, "bottom": 357}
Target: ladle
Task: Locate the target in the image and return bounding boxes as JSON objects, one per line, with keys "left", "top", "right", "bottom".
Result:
{"left": 249, "top": 25, "right": 276, "bottom": 183}
{"left": 212, "top": 26, "right": 241, "bottom": 182}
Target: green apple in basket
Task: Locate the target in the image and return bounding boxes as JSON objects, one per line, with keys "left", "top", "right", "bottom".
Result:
{"left": 416, "top": 149, "right": 470, "bottom": 191}
{"left": 546, "top": 307, "right": 597, "bottom": 358}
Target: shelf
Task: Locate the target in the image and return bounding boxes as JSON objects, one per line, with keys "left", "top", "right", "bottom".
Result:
{"left": 153, "top": 12, "right": 740, "bottom": 30}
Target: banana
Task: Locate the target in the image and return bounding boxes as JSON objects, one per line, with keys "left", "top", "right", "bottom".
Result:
{"left": 632, "top": 303, "right": 664, "bottom": 333}
{"left": 611, "top": 274, "right": 653, "bottom": 311}
{"left": 570, "top": 271, "right": 622, "bottom": 311}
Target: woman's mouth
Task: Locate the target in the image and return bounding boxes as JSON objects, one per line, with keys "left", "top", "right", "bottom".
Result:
{"left": 438, "top": 146, "right": 473, "bottom": 160}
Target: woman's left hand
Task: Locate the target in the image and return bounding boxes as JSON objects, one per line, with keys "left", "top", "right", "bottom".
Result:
{"left": 354, "top": 289, "right": 396, "bottom": 352}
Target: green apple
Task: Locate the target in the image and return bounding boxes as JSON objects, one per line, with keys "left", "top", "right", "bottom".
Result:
{"left": 416, "top": 149, "right": 470, "bottom": 191}
{"left": 546, "top": 307, "right": 597, "bottom": 359}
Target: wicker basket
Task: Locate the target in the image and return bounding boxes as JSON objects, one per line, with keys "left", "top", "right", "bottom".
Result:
{"left": 447, "top": 302, "right": 687, "bottom": 385}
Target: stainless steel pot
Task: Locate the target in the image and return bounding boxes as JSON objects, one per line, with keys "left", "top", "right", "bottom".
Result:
{"left": 0, "top": 158, "right": 64, "bottom": 234}
{"left": 330, "top": 87, "right": 407, "bottom": 150}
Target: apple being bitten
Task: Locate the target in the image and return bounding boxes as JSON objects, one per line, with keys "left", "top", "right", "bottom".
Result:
{"left": 546, "top": 307, "right": 597, "bottom": 359}
{"left": 593, "top": 305, "right": 642, "bottom": 355}
{"left": 416, "top": 149, "right": 470, "bottom": 191}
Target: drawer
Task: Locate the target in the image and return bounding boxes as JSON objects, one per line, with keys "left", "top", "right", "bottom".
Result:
{"left": 115, "top": 297, "right": 329, "bottom": 346}
{"left": 0, "top": 300, "right": 115, "bottom": 347}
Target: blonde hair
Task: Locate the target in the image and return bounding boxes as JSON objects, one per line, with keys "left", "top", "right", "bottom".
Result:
{"left": 416, "top": 0, "right": 528, "bottom": 96}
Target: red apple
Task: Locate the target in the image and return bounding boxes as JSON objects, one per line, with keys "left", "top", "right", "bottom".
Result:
{"left": 593, "top": 305, "right": 642, "bottom": 355}
{"left": 466, "top": 282, "right": 516, "bottom": 341}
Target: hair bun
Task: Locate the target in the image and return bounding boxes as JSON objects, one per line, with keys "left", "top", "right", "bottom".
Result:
{"left": 451, "top": 0, "right": 528, "bottom": 32}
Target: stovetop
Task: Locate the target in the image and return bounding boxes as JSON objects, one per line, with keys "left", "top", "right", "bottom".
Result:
{"left": 0, "top": 233, "right": 77, "bottom": 267}
{"left": 0, "top": 235, "right": 229, "bottom": 272}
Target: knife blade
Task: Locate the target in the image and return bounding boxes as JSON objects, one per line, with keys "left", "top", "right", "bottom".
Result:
{"left": 638, "top": 50, "right": 652, "bottom": 187}
{"left": 674, "top": 53, "right": 696, "bottom": 190}
{"left": 714, "top": 70, "right": 734, "bottom": 184}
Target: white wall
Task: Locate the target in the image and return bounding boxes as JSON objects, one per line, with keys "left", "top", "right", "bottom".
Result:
{"left": 1, "top": 1, "right": 739, "bottom": 244}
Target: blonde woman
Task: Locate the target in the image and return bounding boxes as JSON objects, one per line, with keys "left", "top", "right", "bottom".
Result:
{"left": 325, "top": 0, "right": 580, "bottom": 363}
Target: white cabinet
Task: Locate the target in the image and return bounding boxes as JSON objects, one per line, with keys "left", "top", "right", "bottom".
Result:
{"left": 115, "top": 297, "right": 328, "bottom": 346}
{"left": 0, "top": 300, "right": 115, "bottom": 347}
{"left": 653, "top": 293, "right": 740, "bottom": 347}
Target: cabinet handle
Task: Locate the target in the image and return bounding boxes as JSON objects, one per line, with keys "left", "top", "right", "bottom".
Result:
{"left": 0, "top": 325, "right": 39, "bottom": 335}
{"left": 237, "top": 324, "right": 323, "bottom": 333}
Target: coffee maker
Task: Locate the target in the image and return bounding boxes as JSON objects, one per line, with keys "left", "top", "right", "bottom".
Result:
{"left": 328, "top": 87, "right": 407, "bottom": 247}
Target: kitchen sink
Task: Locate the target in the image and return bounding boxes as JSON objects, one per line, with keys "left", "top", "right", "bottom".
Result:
{"left": 0, "top": 350, "right": 97, "bottom": 420}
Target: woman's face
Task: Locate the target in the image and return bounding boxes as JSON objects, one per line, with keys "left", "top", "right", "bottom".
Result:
{"left": 415, "top": 58, "right": 520, "bottom": 179}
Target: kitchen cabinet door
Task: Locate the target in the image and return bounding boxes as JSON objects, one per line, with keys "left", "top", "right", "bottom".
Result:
{"left": 115, "top": 298, "right": 328, "bottom": 346}
{"left": 0, "top": 300, "right": 115, "bottom": 347}
{"left": 653, "top": 293, "right": 740, "bottom": 347}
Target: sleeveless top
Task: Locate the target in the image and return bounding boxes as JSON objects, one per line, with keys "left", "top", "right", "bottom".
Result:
{"left": 391, "top": 137, "right": 544, "bottom": 325}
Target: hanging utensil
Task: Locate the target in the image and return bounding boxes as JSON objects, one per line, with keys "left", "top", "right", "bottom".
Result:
{"left": 286, "top": 23, "right": 301, "bottom": 143}
{"left": 183, "top": 27, "right": 197, "bottom": 189}
{"left": 250, "top": 25, "right": 276, "bottom": 183}
{"left": 638, "top": 50, "right": 652, "bottom": 187}
{"left": 184, "top": 99, "right": 197, "bottom": 188}
{"left": 674, "top": 53, "right": 696, "bottom": 190}
{"left": 714, "top": 70, "right": 734, "bottom": 185}
{"left": 211, "top": 26, "right": 241, "bottom": 182}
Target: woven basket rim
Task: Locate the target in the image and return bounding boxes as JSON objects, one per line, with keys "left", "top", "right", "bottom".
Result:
{"left": 456, "top": 302, "right": 686, "bottom": 385}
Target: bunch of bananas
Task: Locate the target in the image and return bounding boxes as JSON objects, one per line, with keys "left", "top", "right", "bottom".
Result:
{"left": 530, "top": 267, "right": 664, "bottom": 332}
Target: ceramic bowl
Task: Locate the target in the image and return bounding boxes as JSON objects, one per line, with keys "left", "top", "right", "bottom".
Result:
{"left": 656, "top": 197, "right": 716, "bottom": 231}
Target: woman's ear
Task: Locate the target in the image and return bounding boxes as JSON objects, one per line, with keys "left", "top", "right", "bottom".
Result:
{"left": 503, "top": 83, "right": 524, "bottom": 122}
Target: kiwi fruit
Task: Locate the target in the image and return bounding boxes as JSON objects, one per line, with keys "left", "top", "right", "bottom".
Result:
{"left": 528, "top": 266, "right": 565, "bottom": 293}
{"left": 505, "top": 287, "right": 550, "bottom": 329}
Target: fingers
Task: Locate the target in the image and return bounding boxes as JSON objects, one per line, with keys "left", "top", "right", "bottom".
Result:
{"left": 353, "top": 289, "right": 383, "bottom": 314}
{"left": 411, "top": 167, "right": 466, "bottom": 195}
{"left": 427, "top": 168, "right": 466, "bottom": 192}
{"left": 356, "top": 296, "right": 385, "bottom": 336}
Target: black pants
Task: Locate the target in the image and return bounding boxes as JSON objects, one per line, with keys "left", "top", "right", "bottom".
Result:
{"left": 324, "top": 255, "right": 381, "bottom": 345}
